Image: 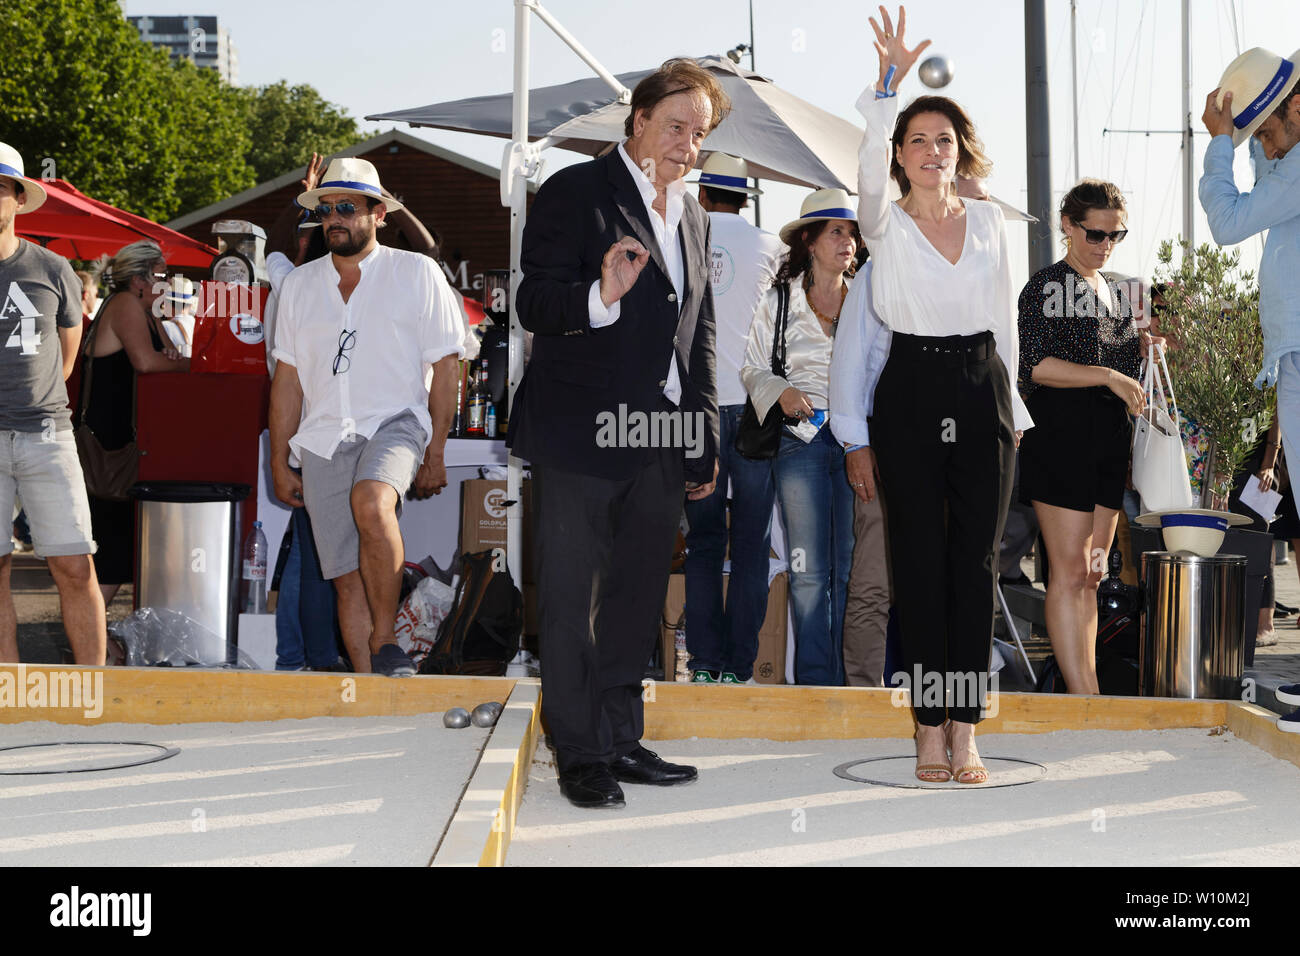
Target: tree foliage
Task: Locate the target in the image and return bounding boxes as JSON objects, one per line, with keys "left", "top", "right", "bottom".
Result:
{"left": 0, "top": 0, "right": 363, "bottom": 224}
{"left": 1155, "top": 239, "right": 1274, "bottom": 504}
{"left": 237, "top": 82, "right": 367, "bottom": 184}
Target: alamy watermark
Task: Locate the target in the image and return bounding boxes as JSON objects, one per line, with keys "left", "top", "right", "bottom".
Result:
{"left": 0, "top": 664, "right": 103, "bottom": 719}
{"left": 889, "top": 665, "right": 1000, "bottom": 718}
{"left": 595, "top": 404, "right": 706, "bottom": 459}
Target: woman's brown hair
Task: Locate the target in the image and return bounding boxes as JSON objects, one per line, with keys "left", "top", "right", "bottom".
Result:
{"left": 889, "top": 96, "right": 992, "bottom": 196}
{"left": 1059, "top": 178, "right": 1126, "bottom": 241}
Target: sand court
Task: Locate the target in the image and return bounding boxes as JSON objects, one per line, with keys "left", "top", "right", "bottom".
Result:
{"left": 1, "top": 668, "right": 1296, "bottom": 866}
{"left": 0, "top": 715, "right": 489, "bottom": 866}
{"left": 508, "top": 728, "right": 1300, "bottom": 866}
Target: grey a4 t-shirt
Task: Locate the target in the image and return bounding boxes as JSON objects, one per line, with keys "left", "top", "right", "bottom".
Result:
{"left": 0, "top": 241, "right": 83, "bottom": 432}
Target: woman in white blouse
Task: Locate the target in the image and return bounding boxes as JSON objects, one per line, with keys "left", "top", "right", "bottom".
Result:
{"left": 741, "top": 188, "right": 861, "bottom": 686}
{"left": 852, "top": 5, "right": 1033, "bottom": 783}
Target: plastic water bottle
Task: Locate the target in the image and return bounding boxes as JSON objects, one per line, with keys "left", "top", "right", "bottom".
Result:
{"left": 241, "top": 520, "right": 268, "bottom": 614}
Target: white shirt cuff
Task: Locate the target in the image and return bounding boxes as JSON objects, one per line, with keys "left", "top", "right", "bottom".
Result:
{"left": 422, "top": 344, "right": 466, "bottom": 364}
{"left": 588, "top": 281, "right": 620, "bottom": 327}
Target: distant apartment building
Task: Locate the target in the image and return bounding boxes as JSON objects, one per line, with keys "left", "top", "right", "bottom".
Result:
{"left": 128, "top": 14, "right": 239, "bottom": 85}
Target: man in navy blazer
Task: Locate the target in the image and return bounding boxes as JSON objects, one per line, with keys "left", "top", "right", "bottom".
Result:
{"left": 510, "top": 59, "right": 727, "bottom": 808}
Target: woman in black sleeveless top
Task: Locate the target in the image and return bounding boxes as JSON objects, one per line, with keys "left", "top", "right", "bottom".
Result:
{"left": 82, "top": 241, "right": 189, "bottom": 605}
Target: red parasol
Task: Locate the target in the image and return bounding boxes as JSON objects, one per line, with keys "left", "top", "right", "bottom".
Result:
{"left": 15, "top": 179, "right": 219, "bottom": 267}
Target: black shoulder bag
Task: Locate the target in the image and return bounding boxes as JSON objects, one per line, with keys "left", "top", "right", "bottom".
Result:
{"left": 734, "top": 281, "right": 792, "bottom": 460}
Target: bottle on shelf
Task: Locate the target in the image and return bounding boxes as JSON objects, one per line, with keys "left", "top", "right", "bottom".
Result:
{"left": 450, "top": 359, "right": 464, "bottom": 437}
{"left": 241, "top": 520, "right": 268, "bottom": 614}
{"left": 466, "top": 358, "right": 488, "bottom": 436}
{"left": 486, "top": 403, "right": 497, "bottom": 438}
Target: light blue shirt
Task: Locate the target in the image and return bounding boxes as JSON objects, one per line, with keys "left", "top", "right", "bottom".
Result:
{"left": 828, "top": 261, "right": 892, "bottom": 447}
{"left": 1198, "top": 133, "right": 1300, "bottom": 387}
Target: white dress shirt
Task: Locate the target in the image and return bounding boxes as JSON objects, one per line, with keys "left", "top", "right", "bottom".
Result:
{"left": 741, "top": 274, "right": 836, "bottom": 427}
{"left": 856, "top": 85, "right": 1033, "bottom": 433}
{"left": 586, "top": 142, "right": 685, "bottom": 405}
{"left": 829, "top": 261, "right": 892, "bottom": 447}
{"left": 708, "top": 212, "right": 786, "bottom": 406}
{"left": 272, "top": 244, "right": 467, "bottom": 465}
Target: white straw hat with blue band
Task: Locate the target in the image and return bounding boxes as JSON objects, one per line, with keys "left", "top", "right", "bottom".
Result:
{"left": 1136, "top": 508, "right": 1252, "bottom": 557}
{"left": 297, "top": 157, "right": 404, "bottom": 212}
{"left": 690, "top": 153, "right": 762, "bottom": 196}
{"left": 1213, "top": 47, "right": 1300, "bottom": 147}
{"left": 0, "top": 142, "right": 48, "bottom": 214}
{"left": 778, "top": 187, "right": 857, "bottom": 245}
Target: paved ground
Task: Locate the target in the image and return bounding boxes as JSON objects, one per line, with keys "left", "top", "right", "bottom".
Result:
{"left": 0, "top": 716, "right": 487, "bottom": 866}
{"left": 509, "top": 729, "right": 1300, "bottom": 866}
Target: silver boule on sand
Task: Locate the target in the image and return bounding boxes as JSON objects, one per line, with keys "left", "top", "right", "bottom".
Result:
{"left": 442, "top": 707, "right": 470, "bottom": 729}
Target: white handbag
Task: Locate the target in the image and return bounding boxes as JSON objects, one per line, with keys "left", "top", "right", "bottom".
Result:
{"left": 1131, "top": 344, "right": 1194, "bottom": 512}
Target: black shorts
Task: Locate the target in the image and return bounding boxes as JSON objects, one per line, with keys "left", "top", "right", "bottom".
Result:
{"left": 1019, "top": 386, "right": 1132, "bottom": 513}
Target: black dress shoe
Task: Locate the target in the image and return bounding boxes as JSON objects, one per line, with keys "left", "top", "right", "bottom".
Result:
{"left": 611, "top": 745, "right": 698, "bottom": 786}
{"left": 557, "top": 762, "right": 625, "bottom": 809}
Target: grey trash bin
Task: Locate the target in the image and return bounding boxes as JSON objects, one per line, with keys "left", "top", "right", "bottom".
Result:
{"left": 129, "top": 482, "right": 251, "bottom": 665}
{"left": 1140, "top": 551, "right": 1247, "bottom": 699}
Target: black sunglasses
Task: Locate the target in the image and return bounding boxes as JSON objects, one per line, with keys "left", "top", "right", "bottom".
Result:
{"left": 315, "top": 201, "right": 359, "bottom": 219}
{"left": 332, "top": 329, "right": 356, "bottom": 376}
{"left": 1073, "top": 221, "right": 1128, "bottom": 245}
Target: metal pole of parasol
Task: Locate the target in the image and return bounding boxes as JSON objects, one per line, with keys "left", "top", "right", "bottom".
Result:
{"left": 505, "top": 0, "right": 631, "bottom": 611}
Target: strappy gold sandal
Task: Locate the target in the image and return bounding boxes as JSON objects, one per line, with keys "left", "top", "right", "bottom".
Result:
{"left": 915, "top": 721, "right": 952, "bottom": 782}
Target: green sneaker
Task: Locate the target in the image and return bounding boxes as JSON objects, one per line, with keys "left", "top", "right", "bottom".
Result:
{"left": 720, "top": 672, "right": 757, "bottom": 686}
{"left": 690, "top": 670, "right": 720, "bottom": 684}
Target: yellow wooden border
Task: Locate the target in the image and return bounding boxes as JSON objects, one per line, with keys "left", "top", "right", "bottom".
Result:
{"left": 431, "top": 678, "right": 541, "bottom": 867}
{"left": 641, "top": 684, "right": 1230, "bottom": 740}
{"left": 0, "top": 665, "right": 516, "bottom": 724}
{"left": 1225, "top": 702, "right": 1300, "bottom": 770}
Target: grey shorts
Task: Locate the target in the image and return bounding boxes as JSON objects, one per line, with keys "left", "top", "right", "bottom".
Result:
{"left": 300, "top": 411, "right": 425, "bottom": 579}
{"left": 0, "top": 428, "right": 97, "bottom": 559}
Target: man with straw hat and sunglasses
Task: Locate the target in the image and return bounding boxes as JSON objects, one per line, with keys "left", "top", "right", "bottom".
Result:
{"left": 269, "top": 156, "right": 467, "bottom": 677}
{"left": 1201, "top": 46, "right": 1300, "bottom": 733}
{"left": 0, "top": 142, "right": 107, "bottom": 666}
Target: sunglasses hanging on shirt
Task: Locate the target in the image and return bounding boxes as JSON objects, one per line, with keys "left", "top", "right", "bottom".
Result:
{"left": 333, "top": 329, "right": 356, "bottom": 375}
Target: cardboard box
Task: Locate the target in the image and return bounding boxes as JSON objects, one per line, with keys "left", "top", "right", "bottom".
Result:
{"left": 660, "top": 572, "right": 788, "bottom": 684}
{"left": 459, "top": 478, "right": 533, "bottom": 582}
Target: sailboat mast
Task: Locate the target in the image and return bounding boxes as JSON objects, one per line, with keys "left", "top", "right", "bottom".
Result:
{"left": 1181, "top": 0, "right": 1194, "bottom": 244}
{"left": 1070, "top": 0, "right": 1080, "bottom": 181}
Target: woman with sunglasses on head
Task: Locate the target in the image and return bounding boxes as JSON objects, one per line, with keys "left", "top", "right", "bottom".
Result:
{"left": 856, "top": 5, "right": 1032, "bottom": 784}
{"left": 81, "top": 240, "right": 189, "bottom": 606}
{"left": 1015, "top": 179, "right": 1145, "bottom": 695}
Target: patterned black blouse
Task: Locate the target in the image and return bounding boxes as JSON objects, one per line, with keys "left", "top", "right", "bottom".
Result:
{"left": 1016, "top": 259, "right": 1142, "bottom": 399}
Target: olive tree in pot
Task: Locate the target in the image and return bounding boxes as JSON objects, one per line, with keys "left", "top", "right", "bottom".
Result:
{"left": 1154, "top": 239, "right": 1274, "bottom": 510}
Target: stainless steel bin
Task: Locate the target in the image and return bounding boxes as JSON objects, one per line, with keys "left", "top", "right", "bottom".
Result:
{"left": 1140, "top": 551, "right": 1247, "bottom": 699}
{"left": 130, "top": 482, "right": 251, "bottom": 665}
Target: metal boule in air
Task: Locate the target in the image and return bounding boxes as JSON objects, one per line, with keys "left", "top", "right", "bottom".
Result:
{"left": 919, "top": 56, "right": 955, "bottom": 89}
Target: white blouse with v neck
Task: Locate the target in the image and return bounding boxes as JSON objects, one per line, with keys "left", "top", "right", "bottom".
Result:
{"left": 855, "top": 84, "right": 1033, "bottom": 432}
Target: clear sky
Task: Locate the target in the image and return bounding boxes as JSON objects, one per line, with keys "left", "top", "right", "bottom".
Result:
{"left": 127, "top": 0, "right": 1299, "bottom": 292}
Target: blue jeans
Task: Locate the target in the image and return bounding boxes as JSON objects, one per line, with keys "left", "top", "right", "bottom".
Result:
{"left": 774, "top": 424, "right": 855, "bottom": 686}
{"left": 276, "top": 502, "right": 342, "bottom": 669}
{"left": 683, "top": 404, "right": 776, "bottom": 679}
